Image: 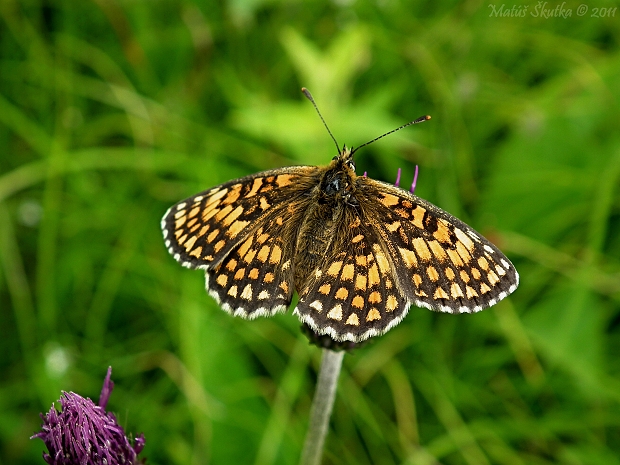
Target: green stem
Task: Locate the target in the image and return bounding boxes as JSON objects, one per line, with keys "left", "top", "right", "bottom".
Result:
{"left": 300, "top": 349, "right": 345, "bottom": 465}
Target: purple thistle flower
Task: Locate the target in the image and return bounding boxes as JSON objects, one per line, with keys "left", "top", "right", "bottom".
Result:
{"left": 31, "top": 367, "right": 145, "bottom": 465}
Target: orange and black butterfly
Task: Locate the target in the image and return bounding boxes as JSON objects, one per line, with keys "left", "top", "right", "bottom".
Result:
{"left": 162, "top": 89, "right": 518, "bottom": 342}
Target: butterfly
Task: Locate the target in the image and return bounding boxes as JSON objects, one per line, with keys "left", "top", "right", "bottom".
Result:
{"left": 161, "top": 89, "right": 519, "bottom": 342}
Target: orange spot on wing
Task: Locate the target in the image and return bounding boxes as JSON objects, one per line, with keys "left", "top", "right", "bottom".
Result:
{"left": 369, "top": 291, "right": 382, "bottom": 303}
{"left": 410, "top": 206, "right": 426, "bottom": 229}
{"left": 257, "top": 245, "right": 270, "bottom": 262}
{"left": 222, "top": 205, "right": 244, "bottom": 226}
{"left": 426, "top": 266, "right": 439, "bottom": 282}
{"left": 433, "top": 287, "right": 449, "bottom": 300}
{"left": 345, "top": 313, "right": 360, "bottom": 326}
{"left": 366, "top": 308, "right": 381, "bottom": 321}
{"left": 216, "top": 274, "right": 228, "bottom": 287}
{"left": 412, "top": 238, "right": 432, "bottom": 261}
{"left": 207, "top": 229, "right": 219, "bottom": 244}
{"left": 215, "top": 205, "right": 233, "bottom": 221}
{"left": 243, "top": 248, "right": 257, "bottom": 263}
{"left": 433, "top": 219, "right": 453, "bottom": 243}
{"left": 447, "top": 249, "right": 464, "bottom": 267}
{"left": 455, "top": 228, "right": 475, "bottom": 251}
{"left": 386, "top": 221, "right": 401, "bottom": 232}
{"left": 379, "top": 193, "right": 399, "bottom": 207}
{"left": 450, "top": 283, "right": 464, "bottom": 298}
{"left": 234, "top": 268, "right": 245, "bottom": 280}
{"left": 222, "top": 185, "right": 241, "bottom": 205}
{"left": 341, "top": 264, "right": 355, "bottom": 281}
{"left": 335, "top": 287, "right": 348, "bottom": 300}
{"left": 269, "top": 245, "right": 282, "bottom": 264}
{"left": 456, "top": 241, "right": 472, "bottom": 264}
{"left": 189, "top": 246, "right": 202, "bottom": 258}
{"left": 386, "top": 295, "right": 398, "bottom": 311}
{"left": 206, "top": 189, "right": 228, "bottom": 206}
{"left": 368, "top": 264, "right": 380, "bottom": 286}
{"left": 487, "top": 270, "right": 499, "bottom": 285}
{"left": 399, "top": 247, "right": 418, "bottom": 268}
{"left": 183, "top": 235, "right": 197, "bottom": 252}
{"left": 246, "top": 178, "right": 263, "bottom": 197}
{"left": 327, "top": 261, "right": 343, "bottom": 277}
{"left": 227, "top": 220, "right": 250, "bottom": 238}
{"left": 466, "top": 285, "right": 478, "bottom": 298}
{"left": 428, "top": 240, "right": 447, "bottom": 261}
{"left": 276, "top": 174, "right": 294, "bottom": 187}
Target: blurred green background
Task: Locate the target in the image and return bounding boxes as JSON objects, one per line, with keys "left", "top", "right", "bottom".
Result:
{"left": 1, "top": 0, "right": 619, "bottom": 464}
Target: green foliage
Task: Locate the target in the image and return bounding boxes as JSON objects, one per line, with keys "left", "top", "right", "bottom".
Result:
{"left": 1, "top": 0, "right": 619, "bottom": 464}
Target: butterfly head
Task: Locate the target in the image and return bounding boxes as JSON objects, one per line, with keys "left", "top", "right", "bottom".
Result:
{"left": 320, "top": 146, "right": 358, "bottom": 199}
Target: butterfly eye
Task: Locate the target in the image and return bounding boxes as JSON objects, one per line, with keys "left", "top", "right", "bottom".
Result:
{"left": 332, "top": 155, "right": 338, "bottom": 161}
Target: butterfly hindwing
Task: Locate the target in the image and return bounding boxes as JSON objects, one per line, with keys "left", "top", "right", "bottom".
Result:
{"left": 205, "top": 209, "right": 296, "bottom": 318}
{"left": 294, "top": 212, "right": 410, "bottom": 341}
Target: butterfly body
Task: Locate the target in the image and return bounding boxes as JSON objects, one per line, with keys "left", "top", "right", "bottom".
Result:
{"left": 162, "top": 147, "right": 518, "bottom": 342}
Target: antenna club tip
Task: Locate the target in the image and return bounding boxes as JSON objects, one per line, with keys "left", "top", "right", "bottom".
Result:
{"left": 424, "top": 115, "right": 431, "bottom": 120}
{"left": 301, "top": 87, "right": 313, "bottom": 100}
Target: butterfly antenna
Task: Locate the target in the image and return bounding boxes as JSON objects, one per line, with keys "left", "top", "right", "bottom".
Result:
{"left": 302, "top": 87, "right": 341, "bottom": 154}
{"left": 351, "top": 115, "right": 431, "bottom": 154}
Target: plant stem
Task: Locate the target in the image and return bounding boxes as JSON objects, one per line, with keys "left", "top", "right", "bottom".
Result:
{"left": 299, "top": 348, "right": 345, "bottom": 465}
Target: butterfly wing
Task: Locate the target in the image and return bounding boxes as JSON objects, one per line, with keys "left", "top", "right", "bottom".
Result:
{"left": 294, "top": 214, "right": 411, "bottom": 342}
{"left": 360, "top": 178, "right": 519, "bottom": 313}
{"left": 294, "top": 177, "right": 519, "bottom": 342}
{"left": 162, "top": 166, "right": 321, "bottom": 317}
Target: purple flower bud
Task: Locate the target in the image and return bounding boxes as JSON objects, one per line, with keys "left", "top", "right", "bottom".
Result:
{"left": 31, "top": 367, "right": 145, "bottom": 465}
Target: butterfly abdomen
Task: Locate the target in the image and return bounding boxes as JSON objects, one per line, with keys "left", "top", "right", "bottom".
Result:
{"left": 294, "top": 200, "right": 345, "bottom": 291}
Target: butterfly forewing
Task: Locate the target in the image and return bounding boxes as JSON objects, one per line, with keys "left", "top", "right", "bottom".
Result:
{"left": 359, "top": 179, "right": 519, "bottom": 314}
{"left": 162, "top": 167, "right": 320, "bottom": 270}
